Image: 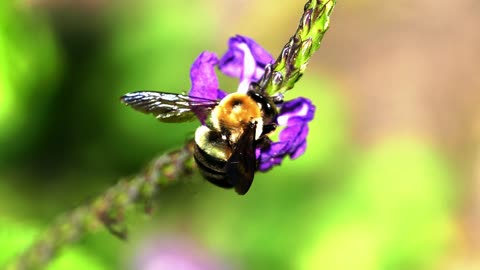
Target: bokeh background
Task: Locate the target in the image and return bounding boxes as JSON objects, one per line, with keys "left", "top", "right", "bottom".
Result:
{"left": 1, "top": 0, "right": 478, "bottom": 269}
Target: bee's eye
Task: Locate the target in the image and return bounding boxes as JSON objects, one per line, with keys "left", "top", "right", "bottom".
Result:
{"left": 247, "top": 91, "right": 278, "bottom": 124}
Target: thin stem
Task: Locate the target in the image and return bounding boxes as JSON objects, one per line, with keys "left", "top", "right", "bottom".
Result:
{"left": 5, "top": 141, "right": 196, "bottom": 270}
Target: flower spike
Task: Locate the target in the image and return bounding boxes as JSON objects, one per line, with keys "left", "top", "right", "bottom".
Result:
{"left": 257, "top": 0, "right": 336, "bottom": 96}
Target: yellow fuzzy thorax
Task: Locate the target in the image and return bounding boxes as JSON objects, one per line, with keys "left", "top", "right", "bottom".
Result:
{"left": 211, "top": 93, "right": 263, "bottom": 142}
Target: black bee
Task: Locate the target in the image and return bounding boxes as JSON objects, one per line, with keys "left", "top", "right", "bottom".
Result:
{"left": 121, "top": 88, "right": 279, "bottom": 195}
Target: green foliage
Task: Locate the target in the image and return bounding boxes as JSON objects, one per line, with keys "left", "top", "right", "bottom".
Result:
{"left": 0, "top": 220, "right": 107, "bottom": 270}
{"left": 0, "top": 2, "right": 61, "bottom": 160}
{"left": 299, "top": 139, "right": 454, "bottom": 270}
{"left": 0, "top": 219, "right": 39, "bottom": 266}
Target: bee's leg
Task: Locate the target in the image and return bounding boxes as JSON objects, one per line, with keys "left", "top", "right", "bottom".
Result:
{"left": 261, "top": 123, "right": 277, "bottom": 136}
{"left": 256, "top": 135, "right": 273, "bottom": 149}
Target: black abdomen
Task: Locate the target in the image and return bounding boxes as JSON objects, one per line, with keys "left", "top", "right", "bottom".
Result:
{"left": 193, "top": 143, "right": 234, "bottom": 189}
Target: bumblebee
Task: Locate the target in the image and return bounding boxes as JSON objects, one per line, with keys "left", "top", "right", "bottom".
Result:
{"left": 121, "top": 88, "right": 279, "bottom": 194}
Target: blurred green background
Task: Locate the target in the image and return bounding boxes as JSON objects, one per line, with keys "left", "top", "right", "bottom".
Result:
{"left": 1, "top": 0, "right": 478, "bottom": 269}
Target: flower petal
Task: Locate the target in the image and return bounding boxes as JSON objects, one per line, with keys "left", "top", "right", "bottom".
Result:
{"left": 276, "top": 97, "right": 315, "bottom": 126}
{"left": 258, "top": 142, "right": 289, "bottom": 171}
{"left": 258, "top": 155, "right": 284, "bottom": 172}
{"left": 188, "top": 51, "right": 219, "bottom": 100}
{"left": 280, "top": 124, "right": 309, "bottom": 159}
{"left": 134, "top": 236, "right": 226, "bottom": 270}
{"left": 216, "top": 89, "right": 228, "bottom": 99}
{"left": 256, "top": 97, "right": 315, "bottom": 171}
{"left": 219, "top": 35, "right": 274, "bottom": 93}
{"left": 290, "top": 140, "right": 307, "bottom": 159}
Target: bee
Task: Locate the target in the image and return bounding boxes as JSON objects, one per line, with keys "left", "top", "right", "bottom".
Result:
{"left": 120, "top": 87, "right": 279, "bottom": 195}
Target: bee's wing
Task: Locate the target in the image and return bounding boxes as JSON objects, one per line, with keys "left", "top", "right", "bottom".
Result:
{"left": 226, "top": 122, "right": 257, "bottom": 195}
{"left": 120, "top": 91, "right": 219, "bottom": 123}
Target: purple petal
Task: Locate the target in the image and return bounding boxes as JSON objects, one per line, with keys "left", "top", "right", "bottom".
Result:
{"left": 290, "top": 140, "right": 307, "bottom": 159}
{"left": 266, "top": 141, "right": 291, "bottom": 157}
{"left": 279, "top": 123, "right": 308, "bottom": 147}
{"left": 256, "top": 97, "right": 315, "bottom": 171}
{"left": 279, "top": 123, "right": 309, "bottom": 160}
{"left": 277, "top": 97, "right": 315, "bottom": 126}
{"left": 255, "top": 148, "right": 262, "bottom": 159}
{"left": 216, "top": 89, "right": 228, "bottom": 99}
{"left": 257, "top": 141, "right": 290, "bottom": 172}
{"left": 189, "top": 51, "right": 219, "bottom": 100}
{"left": 133, "top": 236, "right": 227, "bottom": 270}
{"left": 218, "top": 35, "right": 273, "bottom": 92}
{"left": 258, "top": 153, "right": 284, "bottom": 172}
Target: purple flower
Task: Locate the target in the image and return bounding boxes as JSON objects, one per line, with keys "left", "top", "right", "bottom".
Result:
{"left": 189, "top": 51, "right": 227, "bottom": 101}
{"left": 258, "top": 98, "right": 315, "bottom": 171}
{"left": 218, "top": 35, "right": 274, "bottom": 93}
{"left": 187, "top": 35, "right": 315, "bottom": 171}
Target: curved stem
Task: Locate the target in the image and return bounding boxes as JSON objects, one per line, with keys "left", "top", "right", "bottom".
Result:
{"left": 5, "top": 141, "right": 196, "bottom": 270}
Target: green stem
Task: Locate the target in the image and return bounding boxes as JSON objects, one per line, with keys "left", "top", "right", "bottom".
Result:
{"left": 5, "top": 142, "right": 195, "bottom": 270}
{"left": 257, "top": 0, "right": 336, "bottom": 96}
